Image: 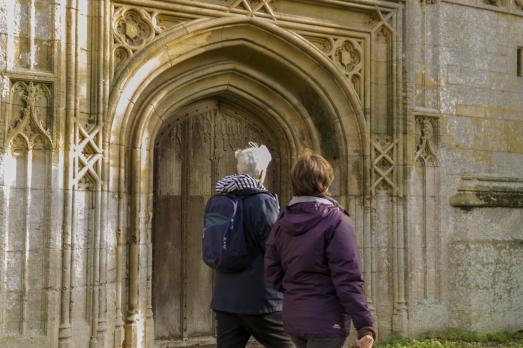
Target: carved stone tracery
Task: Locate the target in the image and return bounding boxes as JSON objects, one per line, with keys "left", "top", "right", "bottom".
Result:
{"left": 303, "top": 36, "right": 333, "bottom": 54}
{"left": 333, "top": 39, "right": 361, "bottom": 74}
{"left": 372, "top": 135, "right": 398, "bottom": 194}
{"left": 112, "top": 6, "right": 164, "bottom": 75}
{"left": 114, "top": 8, "right": 156, "bottom": 49}
{"left": 73, "top": 122, "right": 102, "bottom": 186}
{"left": 302, "top": 35, "right": 365, "bottom": 103}
{"left": 8, "top": 81, "right": 53, "bottom": 150}
{"left": 415, "top": 116, "right": 438, "bottom": 166}
{"left": 226, "top": 0, "right": 276, "bottom": 19}
{"left": 79, "top": 3, "right": 408, "bottom": 345}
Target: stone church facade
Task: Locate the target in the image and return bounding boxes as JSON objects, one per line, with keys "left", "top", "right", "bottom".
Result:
{"left": 0, "top": 0, "right": 522, "bottom": 347}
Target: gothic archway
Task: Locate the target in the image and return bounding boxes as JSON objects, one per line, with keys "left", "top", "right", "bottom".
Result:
{"left": 105, "top": 16, "right": 367, "bottom": 347}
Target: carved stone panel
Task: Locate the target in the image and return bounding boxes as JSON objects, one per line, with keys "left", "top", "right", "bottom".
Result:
{"left": 72, "top": 122, "right": 102, "bottom": 187}
{"left": 412, "top": 116, "right": 441, "bottom": 304}
{"left": 7, "top": 81, "right": 53, "bottom": 149}
{"left": 112, "top": 6, "right": 162, "bottom": 75}
{"left": 302, "top": 34, "right": 366, "bottom": 105}
{"left": 1, "top": 80, "right": 52, "bottom": 337}
{"left": 112, "top": 5, "right": 192, "bottom": 76}
{"left": 415, "top": 115, "right": 438, "bottom": 166}
{"left": 225, "top": 0, "right": 276, "bottom": 18}
{"left": 113, "top": 8, "right": 156, "bottom": 50}
{"left": 372, "top": 135, "right": 398, "bottom": 194}
{"left": 302, "top": 36, "right": 333, "bottom": 55}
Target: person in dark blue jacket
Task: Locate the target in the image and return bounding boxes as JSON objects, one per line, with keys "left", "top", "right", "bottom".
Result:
{"left": 210, "top": 142, "right": 293, "bottom": 348}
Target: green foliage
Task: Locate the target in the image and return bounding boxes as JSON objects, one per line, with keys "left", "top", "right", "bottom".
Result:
{"left": 375, "top": 331, "right": 523, "bottom": 348}
{"left": 429, "top": 330, "right": 523, "bottom": 343}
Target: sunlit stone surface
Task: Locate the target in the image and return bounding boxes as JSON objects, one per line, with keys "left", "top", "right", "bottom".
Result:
{"left": 0, "top": 1, "right": 522, "bottom": 347}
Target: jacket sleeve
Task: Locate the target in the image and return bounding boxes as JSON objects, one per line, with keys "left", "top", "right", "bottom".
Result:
{"left": 264, "top": 224, "right": 285, "bottom": 292}
{"left": 325, "top": 213, "right": 374, "bottom": 331}
{"left": 246, "top": 193, "right": 279, "bottom": 252}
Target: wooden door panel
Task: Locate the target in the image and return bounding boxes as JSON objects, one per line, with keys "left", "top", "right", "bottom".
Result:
{"left": 153, "top": 100, "right": 280, "bottom": 345}
{"left": 185, "top": 114, "right": 215, "bottom": 337}
{"left": 186, "top": 195, "right": 214, "bottom": 337}
{"left": 187, "top": 114, "right": 214, "bottom": 196}
{"left": 154, "top": 196, "right": 183, "bottom": 340}
{"left": 154, "top": 126, "right": 184, "bottom": 340}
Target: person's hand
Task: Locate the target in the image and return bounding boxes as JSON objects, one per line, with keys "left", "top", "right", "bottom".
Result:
{"left": 356, "top": 335, "right": 374, "bottom": 348}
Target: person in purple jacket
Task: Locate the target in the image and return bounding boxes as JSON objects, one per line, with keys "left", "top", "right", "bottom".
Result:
{"left": 264, "top": 150, "right": 376, "bottom": 348}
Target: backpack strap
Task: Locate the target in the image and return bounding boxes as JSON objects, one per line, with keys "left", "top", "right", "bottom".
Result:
{"left": 221, "top": 190, "right": 279, "bottom": 253}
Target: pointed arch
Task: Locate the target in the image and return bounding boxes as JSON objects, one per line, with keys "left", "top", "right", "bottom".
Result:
{"left": 105, "top": 17, "right": 369, "bottom": 347}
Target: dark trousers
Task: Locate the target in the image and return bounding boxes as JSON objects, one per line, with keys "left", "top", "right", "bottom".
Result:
{"left": 290, "top": 335, "right": 346, "bottom": 348}
{"left": 215, "top": 311, "right": 294, "bottom": 348}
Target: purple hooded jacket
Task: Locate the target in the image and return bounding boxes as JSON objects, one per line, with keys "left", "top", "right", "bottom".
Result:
{"left": 264, "top": 196, "right": 374, "bottom": 338}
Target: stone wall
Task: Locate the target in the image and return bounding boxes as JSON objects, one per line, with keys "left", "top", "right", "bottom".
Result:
{"left": 406, "top": 0, "right": 523, "bottom": 335}
{"left": 440, "top": 0, "right": 523, "bottom": 334}
{"left": 0, "top": 0, "right": 521, "bottom": 347}
{"left": 0, "top": 0, "right": 63, "bottom": 347}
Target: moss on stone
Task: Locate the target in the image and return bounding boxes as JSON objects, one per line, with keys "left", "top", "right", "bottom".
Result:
{"left": 450, "top": 186, "right": 523, "bottom": 208}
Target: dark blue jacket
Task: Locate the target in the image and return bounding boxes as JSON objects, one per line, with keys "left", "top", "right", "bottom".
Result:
{"left": 210, "top": 189, "right": 283, "bottom": 314}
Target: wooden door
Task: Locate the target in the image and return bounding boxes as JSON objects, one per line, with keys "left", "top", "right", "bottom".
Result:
{"left": 153, "top": 99, "right": 279, "bottom": 347}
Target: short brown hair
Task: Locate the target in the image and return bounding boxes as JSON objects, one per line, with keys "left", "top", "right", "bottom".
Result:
{"left": 290, "top": 149, "right": 334, "bottom": 196}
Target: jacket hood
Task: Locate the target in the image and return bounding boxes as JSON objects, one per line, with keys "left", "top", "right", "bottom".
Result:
{"left": 278, "top": 196, "right": 338, "bottom": 236}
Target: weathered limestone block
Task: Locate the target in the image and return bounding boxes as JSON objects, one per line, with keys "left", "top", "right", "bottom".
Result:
{"left": 449, "top": 238, "right": 523, "bottom": 331}
{"left": 450, "top": 176, "right": 523, "bottom": 208}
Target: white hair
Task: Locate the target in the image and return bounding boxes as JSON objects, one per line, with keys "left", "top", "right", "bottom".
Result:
{"left": 235, "top": 142, "right": 272, "bottom": 178}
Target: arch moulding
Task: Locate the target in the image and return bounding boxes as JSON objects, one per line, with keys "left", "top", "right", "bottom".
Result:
{"left": 105, "top": 16, "right": 369, "bottom": 347}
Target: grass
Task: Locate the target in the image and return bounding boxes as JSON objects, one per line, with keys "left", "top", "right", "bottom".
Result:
{"left": 375, "top": 331, "right": 523, "bottom": 348}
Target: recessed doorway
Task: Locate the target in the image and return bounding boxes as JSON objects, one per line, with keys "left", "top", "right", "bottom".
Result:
{"left": 152, "top": 98, "right": 281, "bottom": 347}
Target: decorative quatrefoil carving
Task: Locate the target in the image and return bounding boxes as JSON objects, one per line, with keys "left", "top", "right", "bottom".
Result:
{"left": 113, "top": 8, "right": 158, "bottom": 50}
{"left": 112, "top": 6, "right": 164, "bottom": 75}
{"left": 333, "top": 40, "right": 361, "bottom": 75}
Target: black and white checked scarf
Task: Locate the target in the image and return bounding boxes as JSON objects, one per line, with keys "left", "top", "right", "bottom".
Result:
{"left": 215, "top": 174, "right": 266, "bottom": 193}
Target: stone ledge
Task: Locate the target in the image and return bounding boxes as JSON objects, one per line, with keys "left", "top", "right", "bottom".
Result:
{"left": 450, "top": 175, "right": 523, "bottom": 209}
